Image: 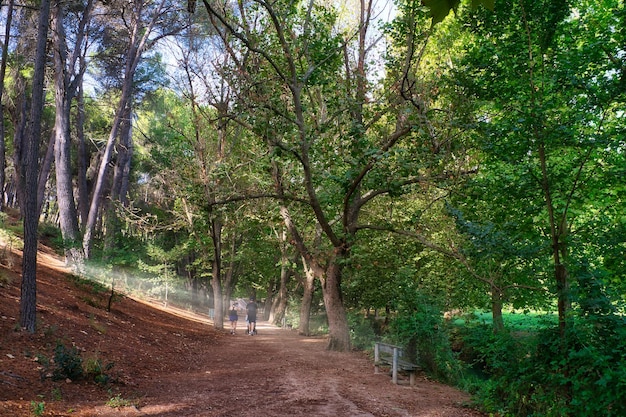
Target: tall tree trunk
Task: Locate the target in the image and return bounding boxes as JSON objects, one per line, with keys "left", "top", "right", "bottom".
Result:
{"left": 270, "top": 229, "right": 290, "bottom": 325}
{"left": 299, "top": 255, "right": 315, "bottom": 336}
{"left": 222, "top": 232, "right": 239, "bottom": 317}
{"left": 36, "top": 130, "right": 55, "bottom": 215}
{"left": 103, "top": 104, "right": 132, "bottom": 257}
{"left": 82, "top": 0, "right": 151, "bottom": 258}
{"left": 50, "top": 0, "right": 90, "bottom": 268}
{"left": 321, "top": 254, "right": 351, "bottom": 351}
{"left": 210, "top": 216, "right": 224, "bottom": 329}
{"left": 12, "top": 78, "right": 29, "bottom": 216}
{"left": 538, "top": 142, "right": 569, "bottom": 336}
{"left": 76, "top": 83, "right": 89, "bottom": 228}
{"left": 0, "top": 0, "right": 14, "bottom": 210}
{"left": 20, "top": 0, "right": 51, "bottom": 332}
{"left": 82, "top": 79, "right": 132, "bottom": 258}
{"left": 113, "top": 99, "right": 134, "bottom": 209}
{"left": 491, "top": 286, "right": 504, "bottom": 334}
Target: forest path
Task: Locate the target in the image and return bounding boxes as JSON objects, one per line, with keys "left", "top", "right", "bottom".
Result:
{"left": 95, "top": 310, "right": 485, "bottom": 417}
{"left": 0, "top": 247, "right": 484, "bottom": 416}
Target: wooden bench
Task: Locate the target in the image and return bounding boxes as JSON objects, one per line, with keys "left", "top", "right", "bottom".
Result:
{"left": 374, "top": 342, "right": 419, "bottom": 386}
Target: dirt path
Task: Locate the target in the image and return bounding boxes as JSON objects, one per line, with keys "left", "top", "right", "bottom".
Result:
{"left": 95, "top": 319, "right": 483, "bottom": 417}
{"left": 0, "top": 249, "right": 484, "bottom": 417}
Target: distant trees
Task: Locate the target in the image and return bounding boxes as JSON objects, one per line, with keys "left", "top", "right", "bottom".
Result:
{"left": 2, "top": 0, "right": 185, "bottom": 330}
{"left": 82, "top": 0, "right": 185, "bottom": 259}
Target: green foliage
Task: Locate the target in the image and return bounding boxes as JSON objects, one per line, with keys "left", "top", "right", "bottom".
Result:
{"left": 51, "top": 387, "right": 62, "bottom": 401}
{"left": 40, "top": 343, "right": 116, "bottom": 386}
{"left": 457, "top": 322, "right": 530, "bottom": 380}
{"left": 464, "top": 313, "right": 626, "bottom": 416}
{"left": 84, "top": 355, "right": 116, "bottom": 385}
{"left": 347, "top": 312, "right": 378, "bottom": 351}
{"left": 66, "top": 271, "right": 119, "bottom": 310}
{"left": 51, "top": 342, "right": 83, "bottom": 381}
{"left": 422, "top": 0, "right": 495, "bottom": 25}
{"left": 38, "top": 222, "right": 65, "bottom": 254}
{"left": 0, "top": 270, "right": 12, "bottom": 287}
{"left": 390, "top": 292, "right": 464, "bottom": 384}
{"left": 67, "top": 273, "right": 110, "bottom": 296}
{"left": 106, "top": 394, "right": 134, "bottom": 408}
{"left": 30, "top": 401, "right": 45, "bottom": 417}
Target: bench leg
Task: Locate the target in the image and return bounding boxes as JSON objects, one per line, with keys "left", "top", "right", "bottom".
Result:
{"left": 374, "top": 364, "right": 379, "bottom": 374}
{"left": 392, "top": 348, "right": 399, "bottom": 384}
{"left": 409, "top": 371, "right": 416, "bottom": 386}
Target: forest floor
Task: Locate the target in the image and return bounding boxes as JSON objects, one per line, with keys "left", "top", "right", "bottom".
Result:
{"left": 0, "top": 242, "right": 486, "bottom": 417}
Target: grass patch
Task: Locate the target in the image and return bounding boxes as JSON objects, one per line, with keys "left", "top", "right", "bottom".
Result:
{"left": 106, "top": 394, "right": 135, "bottom": 408}
{"left": 454, "top": 310, "right": 558, "bottom": 332}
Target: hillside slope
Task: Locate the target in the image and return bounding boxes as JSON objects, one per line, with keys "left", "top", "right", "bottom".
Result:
{"left": 0, "top": 246, "right": 483, "bottom": 417}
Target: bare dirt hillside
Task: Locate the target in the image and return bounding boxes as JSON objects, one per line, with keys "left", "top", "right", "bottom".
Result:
{"left": 0, "top": 245, "right": 485, "bottom": 417}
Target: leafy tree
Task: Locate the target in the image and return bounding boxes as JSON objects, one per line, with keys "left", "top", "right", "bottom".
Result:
{"left": 198, "top": 0, "right": 469, "bottom": 352}
{"left": 454, "top": 0, "right": 626, "bottom": 335}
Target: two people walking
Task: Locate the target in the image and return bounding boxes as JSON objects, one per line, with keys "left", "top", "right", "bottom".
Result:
{"left": 227, "top": 297, "right": 258, "bottom": 336}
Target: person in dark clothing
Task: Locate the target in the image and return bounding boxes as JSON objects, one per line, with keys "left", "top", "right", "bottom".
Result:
{"left": 246, "top": 298, "right": 258, "bottom": 335}
{"left": 228, "top": 304, "right": 238, "bottom": 334}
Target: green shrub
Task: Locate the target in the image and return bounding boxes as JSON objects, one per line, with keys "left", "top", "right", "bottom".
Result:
{"left": 30, "top": 401, "right": 45, "bottom": 416}
{"left": 84, "top": 355, "right": 116, "bottom": 385}
{"left": 38, "top": 222, "right": 65, "bottom": 253}
{"left": 466, "top": 316, "right": 626, "bottom": 417}
{"left": 106, "top": 394, "right": 134, "bottom": 408}
{"left": 347, "top": 312, "right": 378, "bottom": 351}
{"left": 390, "top": 292, "right": 464, "bottom": 384}
{"left": 52, "top": 343, "right": 83, "bottom": 381}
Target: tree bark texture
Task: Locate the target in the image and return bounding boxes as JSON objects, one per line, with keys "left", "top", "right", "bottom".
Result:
{"left": 210, "top": 217, "right": 224, "bottom": 329}
{"left": 20, "top": 0, "right": 51, "bottom": 332}
{"left": 271, "top": 245, "right": 290, "bottom": 325}
{"left": 51, "top": 0, "right": 91, "bottom": 268}
{"left": 321, "top": 255, "right": 351, "bottom": 351}
{"left": 298, "top": 256, "right": 315, "bottom": 337}
{"left": 76, "top": 84, "right": 89, "bottom": 228}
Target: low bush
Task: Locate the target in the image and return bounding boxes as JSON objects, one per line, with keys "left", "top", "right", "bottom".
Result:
{"left": 464, "top": 314, "right": 626, "bottom": 416}
{"left": 51, "top": 343, "right": 83, "bottom": 381}
{"left": 389, "top": 292, "right": 464, "bottom": 384}
{"left": 41, "top": 342, "right": 117, "bottom": 386}
{"left": 347, "top": 312, "right": 378, "bottom": 351}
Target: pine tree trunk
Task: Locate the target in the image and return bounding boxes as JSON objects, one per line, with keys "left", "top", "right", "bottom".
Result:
{"left": 76, "top": 84, "right": 89, "bottom": 228}
{"left": 20, "top": 0, "right": 51, "bottom": 332}
{"left": 52, "top": 2, "right": 84, "bottom": 270}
